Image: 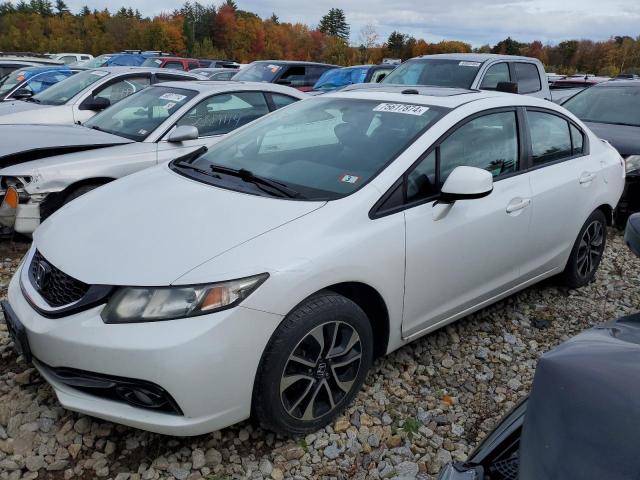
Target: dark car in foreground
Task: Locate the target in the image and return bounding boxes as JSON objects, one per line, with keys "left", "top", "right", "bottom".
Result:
{"left": 232, "top": 60, "right": 337, "bottom": 91}
{"left": 439, "top": 213, "right": 640, "bottom": 480}
{"left": 563, "top": 80, "right": 640, "bottom": 226}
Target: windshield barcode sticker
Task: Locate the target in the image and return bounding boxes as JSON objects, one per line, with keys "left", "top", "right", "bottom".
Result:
{"left": 373, "top": 103, "right": 430, "bottom": 116}
{"left": 459, "top": 61, "right": 481, "bottom": 67}
{"left": 159, "top": 93, "right": 187, "bottom": 102}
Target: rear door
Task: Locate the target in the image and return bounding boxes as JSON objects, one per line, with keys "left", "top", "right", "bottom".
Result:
{"left": 521, "top": 107, "right": 599, "bottom": 277}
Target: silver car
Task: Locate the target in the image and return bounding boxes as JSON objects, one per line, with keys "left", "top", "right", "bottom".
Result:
{"left": 0, "top": 81, "right": 307, "bottom": 234}
{"left": 0, "top": 67, "right": 204, "bottom": 125}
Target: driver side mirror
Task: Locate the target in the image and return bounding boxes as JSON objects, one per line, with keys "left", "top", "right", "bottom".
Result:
{"left": 11, "top": 88, "right": 33, "bottom": 100}
{"left": 375, "top": 73, "right": 387, "bottom": 83}
{"left": 439, "top": 166, "right": 493, "bottom": 203}
{"left": 167, "top": 125, "right": 199, "bottom": 143}
{"left": 496, "top": 81, "right": 519, "bottom": 94}
{"left": 80, "top": 96, "right": 110, "bottom": 111}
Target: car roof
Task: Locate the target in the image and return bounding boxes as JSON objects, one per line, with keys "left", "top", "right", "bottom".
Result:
{"left": 148, "top": 80, "right": 308, "bottom": 97}
{"left": 250, "top": 60, "right": 337, "bottom": 67}
{"left": 146, "top": 56, "right": 199, "bottom": 62}
{"left": 86, "top": 66, "right": 203, "bottom": 76}
{"left": 13, "top": 65, "right": 71, "bottom": 74}
{"left": 594, "top": 79, "right": 640, "bottom": 87}
{"left": 327, "top": 85, "right": 549, "bottom": 109}
{"left": 413, "top": 53, "right": 540, "bottom": 63}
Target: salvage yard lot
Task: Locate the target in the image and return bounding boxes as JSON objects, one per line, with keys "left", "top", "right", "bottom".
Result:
{"left": 0, "top": 231, "right": 638, "bottom": 480}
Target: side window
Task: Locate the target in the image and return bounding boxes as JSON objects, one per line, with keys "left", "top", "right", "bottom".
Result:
{"left": 305, "top": 67, "right": 327, "bottom": 85}
{"left": 165, "top": 62, "right": 184, "bottom": 70}
{"left": 176, "top": 91, "right": 269, "bottom": 137}
{"left": 270, "top": 93, "right": 299, "bottom": 109}
{"left": 439, "top": 111, "right": 519, "bottom": 184}
{"left": 187, "top": 62, "right": 199, "bottom": 70}
{"left": 514, "top": 63, "right": 541, "bottom": 94}
{"left": 527, "top": 110, "right": 572, "bottom": 166}
{"left": 480, "top": 63, "right": 511, "bottom": 90}
{"left": 61, "top": 56, "right": 77, "bottom": 65}
{"left": 570, "top": 124, "right": 584, "bottom": 155}
{"left": 280, "top": 66, "right": 306, "bottom": 87}
{"left": 156, "top": 74, "right": 192, "bottom": 83}
{"left": 370, "top": 69, "right": 393, "bottom": 83}
{"left": 95, "top": 76, "right": 150, "bottom": 104}
{"left": 406, "top": 151, "right": 437, "bottom": 201}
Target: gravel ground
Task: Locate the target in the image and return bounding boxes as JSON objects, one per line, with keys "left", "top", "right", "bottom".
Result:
{"left": 1, "top": 230, "right": 639, "bottom": 480}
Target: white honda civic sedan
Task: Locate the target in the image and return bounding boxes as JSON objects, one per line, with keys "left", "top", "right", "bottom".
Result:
{"left": 4, "top": 87, "right": 624, "bottom": 436}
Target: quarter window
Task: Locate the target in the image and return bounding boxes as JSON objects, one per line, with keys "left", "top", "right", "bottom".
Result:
{"left": 514, "top": 63, "right": 541, "bottom": 94}
{"left": 480, "top": 63, "right": 511, "bottom": 90}
{"left": 570, "top": 124, "right": 584, "bottom": 155}
{"left": 176, "top": 91, "right": 269, "bottom": 137}
{"left": 270, "top": 93, "right": 298, "bottom": 109}
{"left": 528, "top": 111, "right": 572, "bottom": 165}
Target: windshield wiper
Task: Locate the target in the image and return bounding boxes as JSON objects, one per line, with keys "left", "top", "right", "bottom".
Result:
{"left": 209, "top": 164, "right": 304, "bottom": 199}
{"left": 24, "top": 97, "right": 40, "bottom": 103}
{"left": 172, "top": 147, "right": 215, "bottom": 177}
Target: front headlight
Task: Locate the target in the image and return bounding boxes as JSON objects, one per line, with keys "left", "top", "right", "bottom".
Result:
{"left": 101, "top": 273, "right": 269, "bottom": 323}
{"left": 626, "top": 155, "right": 640, "bottom": 173}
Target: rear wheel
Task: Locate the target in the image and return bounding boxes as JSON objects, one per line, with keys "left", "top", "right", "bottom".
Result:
{"left": 253, "top": 292, "right": 373, "bottom": 436}
{"left": 560, "top": 209, "right": 607, "bottom": 288}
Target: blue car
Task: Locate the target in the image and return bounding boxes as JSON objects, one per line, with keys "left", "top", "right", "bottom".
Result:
{"left": 80, "top": 52, "right": 159, "bottom": 69}
{"left": 310, "top": 64, "right": 397, "bottom": 94}
{"left": 0, "top": 65, "right": 75, "bottom": 101}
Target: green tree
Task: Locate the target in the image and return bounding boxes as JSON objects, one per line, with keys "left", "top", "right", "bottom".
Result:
{"left": 318, "top": 7, "right": 349, "bottom": 41}
{"left": 386, "top": 31, "right": 407, "bottom": 57}
{"left": 54, "top": 0, "right": 69, "bottom": 15}
{"left": 491, "top": 36, "right": 523, "bottom": 55}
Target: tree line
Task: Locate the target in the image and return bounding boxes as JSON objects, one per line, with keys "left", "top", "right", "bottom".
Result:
{"left": 0, "top": 1, "right": 639, "bottom": 74}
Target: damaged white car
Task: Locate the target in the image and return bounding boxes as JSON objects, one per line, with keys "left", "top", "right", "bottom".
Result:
{"left": 0, "top": 81, "right": 306, "bottom": 234}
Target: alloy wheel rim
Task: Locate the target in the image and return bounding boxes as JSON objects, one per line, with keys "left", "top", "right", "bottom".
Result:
{"left": 280, "top": 321, "right": 362, "bottom": 421}
{"left": 576, "top": 220, "right": 604, "bottom": 277}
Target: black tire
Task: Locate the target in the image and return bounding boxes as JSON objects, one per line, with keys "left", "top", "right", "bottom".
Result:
{"left": 253, "top": 291, "right": 373, "bottom": 436}
{"left": 560, "top": 209, "right": 607, "bottom": 288}
{"left": 63, "top": 184, "right": 102, "bottom": 205}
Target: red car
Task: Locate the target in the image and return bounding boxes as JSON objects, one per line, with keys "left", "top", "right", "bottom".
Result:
{"left": 141, "top": 56, "right": 201, "bottom": 71}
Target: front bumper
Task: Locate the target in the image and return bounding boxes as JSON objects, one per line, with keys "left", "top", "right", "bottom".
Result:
{"left": 0, "top": 191, "right": 41, "bottom": 234}
{"left": 7, "top": 265, "right": 284, "bottom": 436}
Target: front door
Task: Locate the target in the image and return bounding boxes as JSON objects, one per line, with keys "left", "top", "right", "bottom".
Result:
{"left": 402, "top": 109, "right": 532, "bottom": 337}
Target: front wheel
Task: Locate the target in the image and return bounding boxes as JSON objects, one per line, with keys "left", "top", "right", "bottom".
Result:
{"left": 560, "top": 209, "right": 607, "bottom": 288}
{"left": 253, "top": 292, "right": 373, "bottom": 436}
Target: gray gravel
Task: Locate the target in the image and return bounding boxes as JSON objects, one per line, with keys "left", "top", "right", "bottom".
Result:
{"left": 1, "top": 230, "right": 639, "bottom": 480}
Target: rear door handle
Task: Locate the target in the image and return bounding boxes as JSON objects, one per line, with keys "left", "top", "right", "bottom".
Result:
{"left": 506, "top": 198, "right": 531, "bottom": 214}
{"left": 579, "top": 172, "right": 596, "bottom": 184}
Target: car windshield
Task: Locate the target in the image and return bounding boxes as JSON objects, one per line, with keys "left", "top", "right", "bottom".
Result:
{"left": 0, "top": 69, "right": 26, "bottom": 96}
{"left": 31, "top": 69, "right": 110, "bottom": 105}
{"left": 82, "top": 55, "right": 113, "bottom": 68}
{"left": 314, "top": 67, "right": 368, "bottom": 91}
{"left": 563, "top": 86, "right": 640, "bottom": 127}
{"left": 232, "top": 63, "right": 281, "bottom": 82}
{"left": 383, "top": 58, "right": 482, "bottom": 88}
{"left": 174, "top": 97, "right": 447, "bottom": 200}
{"left": 84, "top": 85, "right": 197, "bottom": 141}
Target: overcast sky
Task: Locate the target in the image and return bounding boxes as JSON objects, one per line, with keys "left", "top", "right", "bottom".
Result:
{"left": 63, "top": 0, "right": 640, "bottom": 47}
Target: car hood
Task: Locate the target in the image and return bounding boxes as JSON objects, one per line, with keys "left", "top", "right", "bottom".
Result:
{"left": 0, "top": 101, "right": 57, "bottom": 123}
{"left": 34, "top": 165, "right": 325, "bottom": 286}
{"left": 584, "top": 121, "right": 640, "bottom": 156}
{"left": 0, "top": 124, "right": 133, "bottom": 167}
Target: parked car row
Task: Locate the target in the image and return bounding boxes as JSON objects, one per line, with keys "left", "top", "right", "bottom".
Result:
{"left": 0, "top": 49, "right": 628, "bottom": 442}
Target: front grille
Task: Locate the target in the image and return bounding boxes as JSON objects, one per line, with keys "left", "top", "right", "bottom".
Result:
{"left": 29, "top": 250, "right": 90, "bottom": 307}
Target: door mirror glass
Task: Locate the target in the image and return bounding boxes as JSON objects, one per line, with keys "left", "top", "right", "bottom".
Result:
{"left": 440, "top": 166, "right": 493, "bottom": 202}
{"left": 11, "top": 88, "right": 33, "bottom": 100}
{"left": 81, "top": 96, "right": 110, "bottom": 111}
{"left": 496, "top": 81, "right": 519, "bottom": 94}
{"left": 167, "top": 125, "right": 199, "bottom": 142}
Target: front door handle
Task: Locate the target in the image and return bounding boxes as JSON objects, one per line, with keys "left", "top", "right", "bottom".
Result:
{"left": 579, "top": 172, "right": 596, "bottom": 184}
{"left": 506, "top": 198, "right": 531, "bottom": 214}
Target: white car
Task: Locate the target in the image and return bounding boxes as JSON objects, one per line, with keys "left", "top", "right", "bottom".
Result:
{"left": 0, "top": 81, "right": 307, "bottom": 234}
{"left": 49, "top": 53, "right": 94, "bottom": 65}
{"left": 3, "top": 87, "right": 624, "bottom": 436}
{"left": 0, "top": 67, "right": 203, "bottom": 125}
